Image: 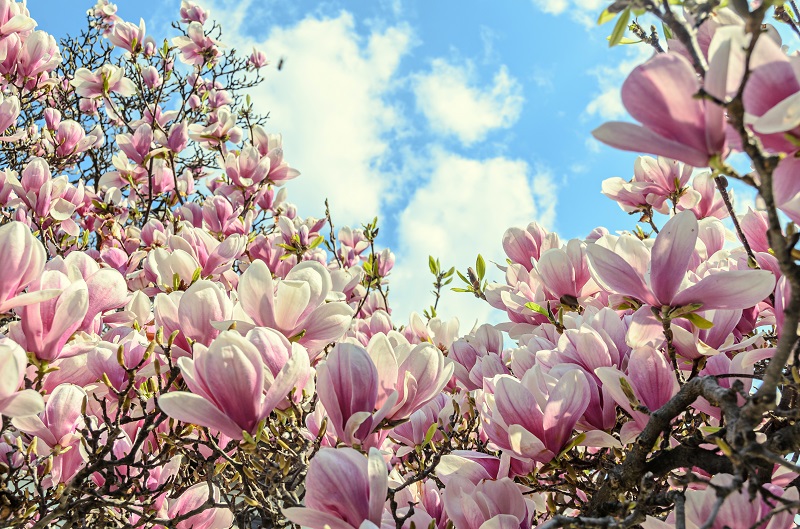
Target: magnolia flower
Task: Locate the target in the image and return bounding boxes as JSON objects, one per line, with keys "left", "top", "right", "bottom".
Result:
{"left": 108, "top": 18, "right": 146, "bottom": 54}
{"left": 596, "top": 347, "right": 679, "bottom": 444}
{"left": 158, "top": 330, "right": 308, "bottom": 440}
{"left": 13, "top": 384, "right": 88, "bottom": 484}
{"left": 71, "top": 64, "right": 136, "bottom": 99}
{"left": 236, "top": 259, "right": 354, "bottom": 357}
{"left": 315, "top": 343, "right": 397, "bottom": 446}
{"left": 283, "top": 447, "right": 388, "bottom": 529}
{"left": 366, "top": 333, "right": 454, "bottom": 420}
{"left": 586, "top": 210, "right": 775, "bottom": 311}
{"left": 443, "top": 476, "right": 533, "bottom": 529}
{"left": 484, "top": 369, "right": 591, "bottom": 464}
{"left": 165, "top": 483, "right": 233, "bottom": 529}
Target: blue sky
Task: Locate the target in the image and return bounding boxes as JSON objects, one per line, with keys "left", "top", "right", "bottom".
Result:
{"left": 35, "top": 0, "right": 753, "bottom": 326}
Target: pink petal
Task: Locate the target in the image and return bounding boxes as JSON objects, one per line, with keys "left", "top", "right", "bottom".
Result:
{"left": 592, "top": 122, "right": 711, "bottom": 167}
{"left": 158, "top": 392, "right": 245, "bottom": 440}
{"left": 282, "top": 508, "right": 355, "bottom": 529}
{"left": 650, "top": 210, "right": 698, "bottom": 305}
{"left": 671, "top": 270, "right": 776, "bottom": 310}
{"left": 586, "top": 243, "right": 656, "bottom": 305}
{"left": 542, "top": 369, "right": 590, "bottom": 453}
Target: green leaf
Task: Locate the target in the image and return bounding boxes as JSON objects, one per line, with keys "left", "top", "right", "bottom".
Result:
{"left": 456, "top": 270, "right": 469, "bottom": 284}
{"left": 608, "top": 7, "right": 631, "bottom": 47}
{"left": 662, "top": 22, "right": 673, "bottom": 39}
{"left": 423, "top": 423, "right": 438, "bottom": 446}
{"left": 685, "top": 312, "right": 714, "bottom": 330}
{"left": 429, "top": 256, "right": 437, "bottom": 275}
{"left": 597, "top": 8, "right": 616, "bottom": 25}
{"left": 476, "top": 254, "right": 486, "bottom": 281}
{"left": 451, "top": 288, "right": 472, "bottom": 293}
{"left": 524, "top": 302, "right": 549, "bottom": 317}
{"left": 308, "top": 235, "right": 325, "bottom": 250}
{"left": 444, "top": 267, "right": 455, "bottom": 278}
{"left": 620, "top": 377, "right": 641, "bottom": 408}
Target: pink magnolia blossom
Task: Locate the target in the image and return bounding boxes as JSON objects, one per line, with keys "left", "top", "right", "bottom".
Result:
{"left": 158, "top": 330, "right": 308, "bottom": 440}
{"left": 248, "top": 48, "right": 268, "bottom": 69}
{"left": 0, "top": 337, "right": 44, "bottom": 421}
{"left": 443, "top": 476, "right": 533, "bottom": 529}
{"left": 165, "top": 482, "right": 233, "bottom": 529}
{"left": 180, "top": 1, "right": 209, "bottom": 25}
{"left": 283, "top": 447, "right": 388, "bottom": 529}
{"left": 15, "top": 270, "right": 89, "bottom": 361}
{"left": 483, "top": 369, "right": 590, "bottom": 464}
{"left": 12, "top": 383, "right": 87, "bottom": 484}
{"left": 502, "top": 220, "right": 559, "bottom": 271}
{"left": 586, "top": 210, "right": 775, "bottom": 310}
{"left": 236, "top": 259, "right": 354, "bottom": 357}
{"left": 71, "top": 64, "right": 136, "bottom": 99}
{"left": 603, "top": 156, "right": 695, "bottom": 215}
{"left": 172, "top": 22, "right": 219, "bottom": 66}
{"left": 592, "top": 53, "right": 727, "bottom": 167}
{"left": 153, "top": 280, "right": 232, "bottom": 353}
{"left": 642, "top": 475, "right": 798, "bottom": 529}
{"left": 596, "top": 347, "right": 679, "bottom": 444}
{"left": 250, "top": 127, "right": 300, "bottom": 185}
{"left": 450, "top": 324, "right": 509, "bottom": 391}
{"left": 315, "top": 343, "right": 397, "bottom": 446}
{"left": 366, "top": 333, "right": 454, "bottom": 420}
{"left": 740, "top": 208, "right": 771, "bottom": 253}
{"left": 108, "top": 18, "right": 146, "bottom": 54}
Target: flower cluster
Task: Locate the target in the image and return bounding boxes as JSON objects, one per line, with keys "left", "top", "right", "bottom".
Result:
{"left": 0, "top": 1, "right": 799, "bottom": 529}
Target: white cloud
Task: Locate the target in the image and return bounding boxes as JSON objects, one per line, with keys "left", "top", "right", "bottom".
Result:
{"left": 530, "top": 0, "right": 607, "bottom": 26}
{"left": 412, "top": 59, "right": 524, "bottom": 146}
{"left": 196, "top": 1, "right": 414, "bottom": 226}
{"left": 531, "top": 0, "right": 570, "bottom": 16}
{"left": 584, "top": 45, "right": 654, "bottom": 121}
{"left": 390, "top": 149, "right": 557, "bottom": 328}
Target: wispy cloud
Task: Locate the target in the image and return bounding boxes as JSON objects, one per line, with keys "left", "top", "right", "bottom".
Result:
{"left": 412, "top": 59, "right": 524, "bottom": 146}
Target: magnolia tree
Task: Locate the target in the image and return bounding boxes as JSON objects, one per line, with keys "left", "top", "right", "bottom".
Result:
{"left": 1, "top": 0, "right": 800, "bottom": 527}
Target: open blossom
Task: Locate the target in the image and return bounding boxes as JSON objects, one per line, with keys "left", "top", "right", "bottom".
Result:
{"left": 173, "top": 22, "right": 219, "bottom": 65}
{"left": 180, "top": 0, "right": 208, "bottom": 24}
{"left": 12, "top": 384, "right": 87, "bottom": 484}
{"left": 603, "top": 156, "right": 695, "bottom": 215}
{"left": 483, "top": 369, "right": 590, "bottom": 464}
{"left": 283, "top": 447, "right": 388, "bottom": 529}
{"left": 443, "top": 476, "right": 533, "bottom": 529}
{"left": 366, "top": 333, "right": 454, "bottom": 420}
{"left": 586, "top": 210, "right": 775, "bottom": 311}
{"left": 108, "top": 18, "right": 147, "bottom": 54}
{"left": 236, "top": 259, "right": 354, "bottom": 357}
{"left": 71, "top": 64, "right": 136, "bottom": 98}
{"left": 315, "top": 343, "right": 397, "bottom": 446}
{"left": 165, "top": 483, "right": 233, "bottom": 529}
{"left": 248, "top": 48, "right": 267, "bottom": 69}
{"left": 158, "top": 330, "right": 308, "bottom": 440}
